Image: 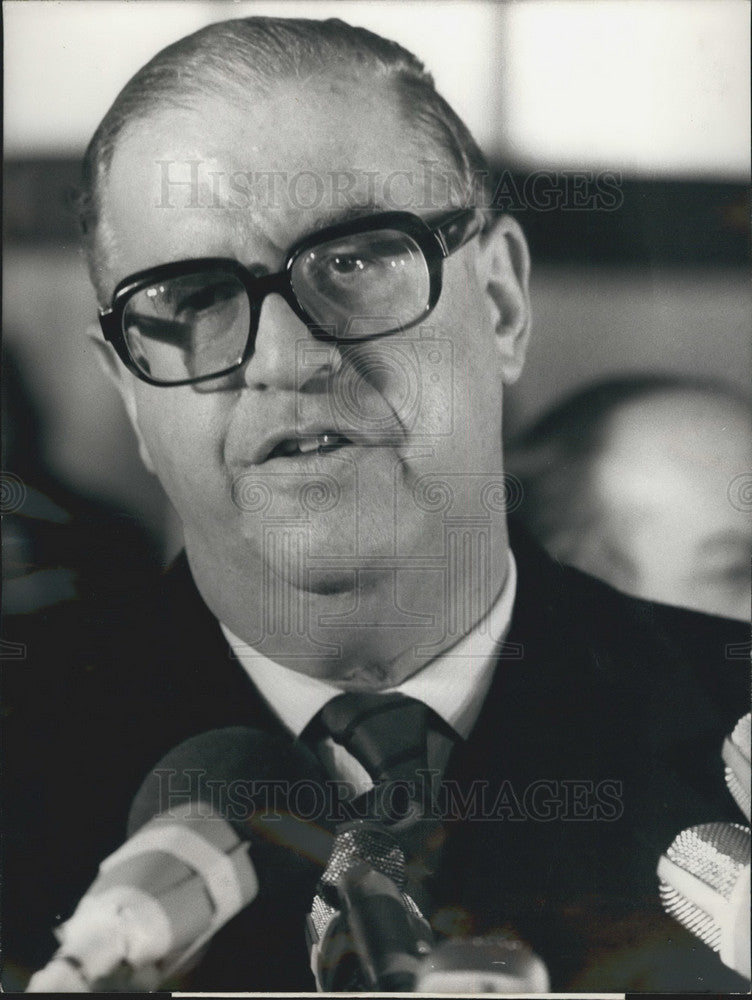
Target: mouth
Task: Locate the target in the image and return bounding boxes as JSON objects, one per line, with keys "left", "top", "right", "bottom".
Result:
{"left": 265, "top": 432, "right": 353, "bottom": 460}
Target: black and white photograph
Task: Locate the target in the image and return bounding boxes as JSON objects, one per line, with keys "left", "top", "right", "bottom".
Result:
{"left": 2, "top": 1, "right": 750, "bottom": 994}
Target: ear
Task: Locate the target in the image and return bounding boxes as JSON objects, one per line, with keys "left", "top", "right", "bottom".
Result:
{"left": 477, "top": 214, "right": 532, "bottom": 384}
{"left": 86, "top": 324, "right": 157, "bottom": 474}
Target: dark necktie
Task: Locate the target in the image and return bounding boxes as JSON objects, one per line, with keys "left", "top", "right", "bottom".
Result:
{"left": 317, "top": 692, "right": 457, "bottom": 919}
{"left": 319, "top": 692, "right": 453, "bottom": 824}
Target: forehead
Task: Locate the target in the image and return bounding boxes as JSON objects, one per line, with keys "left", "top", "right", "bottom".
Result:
{"left": 101, "top": 75, "right": 452, "bottom": 284}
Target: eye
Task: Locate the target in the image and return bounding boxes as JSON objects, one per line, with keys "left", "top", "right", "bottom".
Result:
{"left": 324, "top": 254, "right": 372, "bottom": 276}
{"left": 124, "top": 312, "right": 192, "bottom": 347}
{"left": 173, "top": 279, "right": 243, "bottom": 317}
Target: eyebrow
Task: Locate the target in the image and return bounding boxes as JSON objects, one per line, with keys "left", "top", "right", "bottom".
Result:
{"left": 249, "top": 201, "right": 389, "bottom": 264}
{"left": 303, "top": 201, "right": 387, "bottom": 237}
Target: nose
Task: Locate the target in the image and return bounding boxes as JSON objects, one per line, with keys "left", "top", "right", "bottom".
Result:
{"left": 241, "top": 292, "right": 334, "bottom": 392}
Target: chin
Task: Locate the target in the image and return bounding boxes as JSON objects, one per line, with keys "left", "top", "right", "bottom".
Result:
{"left": 324, "top": 661, "right": 392, "bottom": 690}
{"left": 239, "top": 509, "right": 410, "bottom": 581}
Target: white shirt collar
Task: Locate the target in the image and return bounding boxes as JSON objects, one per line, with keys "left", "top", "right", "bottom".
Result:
{"left": 221, "top": 551, "right": 517, "bottom": 741}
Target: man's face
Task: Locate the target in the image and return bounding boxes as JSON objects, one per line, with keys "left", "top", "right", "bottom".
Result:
{"left": 99, "top": 73, "right": 529, "bottom": 667}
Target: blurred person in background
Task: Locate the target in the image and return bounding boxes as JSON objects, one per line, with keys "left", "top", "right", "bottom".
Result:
{"left": 507, "top": 375, "right": 751, "bottom": 621}
{"left": 1, "top": 344, "right": 159, "bottom": 616}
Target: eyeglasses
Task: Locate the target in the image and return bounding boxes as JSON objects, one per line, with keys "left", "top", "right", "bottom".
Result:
{"left": 99, "top": 207, "right": 482, "bottom": 386}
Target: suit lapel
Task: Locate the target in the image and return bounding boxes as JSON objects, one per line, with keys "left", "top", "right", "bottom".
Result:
{"left": 156, "top": 552, "right": 292, "bottom": 739}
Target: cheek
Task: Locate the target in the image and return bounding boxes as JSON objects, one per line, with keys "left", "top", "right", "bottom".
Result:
{"left": 134, "top": 389, "right": 229, "bottom": 509}
{"left": 439, "top": 274, "right": 503, "bottom": 414}
{"left": 442, "top": 259, "right": 498, "bottom": 361}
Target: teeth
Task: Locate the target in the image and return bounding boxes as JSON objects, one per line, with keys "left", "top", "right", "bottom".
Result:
{"left": 269, "top": 433, "right": 347, "bottom": 459}
{"left": 277, "top": 440, "right": 300, "bottom": 456}
{"left": 297, "top": 438, "right": 321, "bottom": 454}
{"left": 317, "top": 433, "right": 347, "bottom": 452}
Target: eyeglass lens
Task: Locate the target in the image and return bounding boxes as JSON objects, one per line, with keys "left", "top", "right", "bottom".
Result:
{"left": 290, "top": 229, "right": 430, "bottom": 340}
{"left": 123, "top": 273, "right": 250, "bottom": 382}
{"left": 122, "top": 228, "right": 431, "bottom": 382}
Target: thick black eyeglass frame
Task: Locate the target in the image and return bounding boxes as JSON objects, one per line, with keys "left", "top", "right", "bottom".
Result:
{"left": 99, "top": 207, "right": 483, "bottom": 387}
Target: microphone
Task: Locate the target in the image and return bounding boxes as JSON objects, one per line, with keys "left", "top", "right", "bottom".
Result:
{"left": 306, "top": 821, "right": 433, "bottom": 991}
{"left": 723, "top": 713, "right": 751, "bottom": 821}
{"left": 657, "top": 822, "right": 750, "bottom": 979}
{"left": 415, "top": 936, "right": 550, "bottom": 993}
{"left": 27, "top": 727, "right": 330, "bottom": 992}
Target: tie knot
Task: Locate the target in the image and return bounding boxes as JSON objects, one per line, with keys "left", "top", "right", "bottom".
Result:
{"left": 320, "top": 692, "right": 431, "bottom": 787}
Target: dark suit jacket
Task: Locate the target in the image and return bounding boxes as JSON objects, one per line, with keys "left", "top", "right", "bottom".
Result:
{"left": 2, "top": 523, "right": 748, "bottom": 992}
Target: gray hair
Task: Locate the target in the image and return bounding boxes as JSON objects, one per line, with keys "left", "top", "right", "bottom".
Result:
{"left": 76, "top": 15, "right": 491, "bottom": 299}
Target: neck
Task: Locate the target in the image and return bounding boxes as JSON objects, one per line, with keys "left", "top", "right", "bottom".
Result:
{"left": 186, "top": 516, "right": 511, "bottom": 689}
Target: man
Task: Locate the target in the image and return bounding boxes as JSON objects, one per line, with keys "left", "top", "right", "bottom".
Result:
{"left": 2, "top": 16, "right": 748, "bottom": 993}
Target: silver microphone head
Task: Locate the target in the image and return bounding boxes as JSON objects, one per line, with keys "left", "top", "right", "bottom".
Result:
{"left": 306, "top": 821, "right": 431, "bottom": 990}
{"left": 321, "top": 823, "right": 407, "bottom": 892}
{"left": 657, "top": 822, "right": 751, "bottom": 978}
{"left": 308, "top": 822, "right": 408, "bottom": 942}
{"left": 723, "top": 713, "right": 751, "bottom": 821}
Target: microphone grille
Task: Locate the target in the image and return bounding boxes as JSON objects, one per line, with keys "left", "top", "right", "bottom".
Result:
{"left": 321, "top": 823, "right": 407, "bottom": 891}
{"left": 658, "top": 822, "right": 751, "bottom": 952}
{"left": 666, "top": 822, "right": 750, "bottom": 893}
{"left": 724, "top": 713, "right": 751, "bottom": 820}
{"left": 731, "top": 713, "right": 751, "bottom": 751}
{"left": 309, "top": 823, "right": 410, "bottom": 942}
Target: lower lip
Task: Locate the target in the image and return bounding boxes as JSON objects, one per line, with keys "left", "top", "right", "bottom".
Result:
{"left": 234, "top": 441, "right": 394, "bottom": 477}
{"left": 231, "top": 445, "right": 393, "bottom": 511}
